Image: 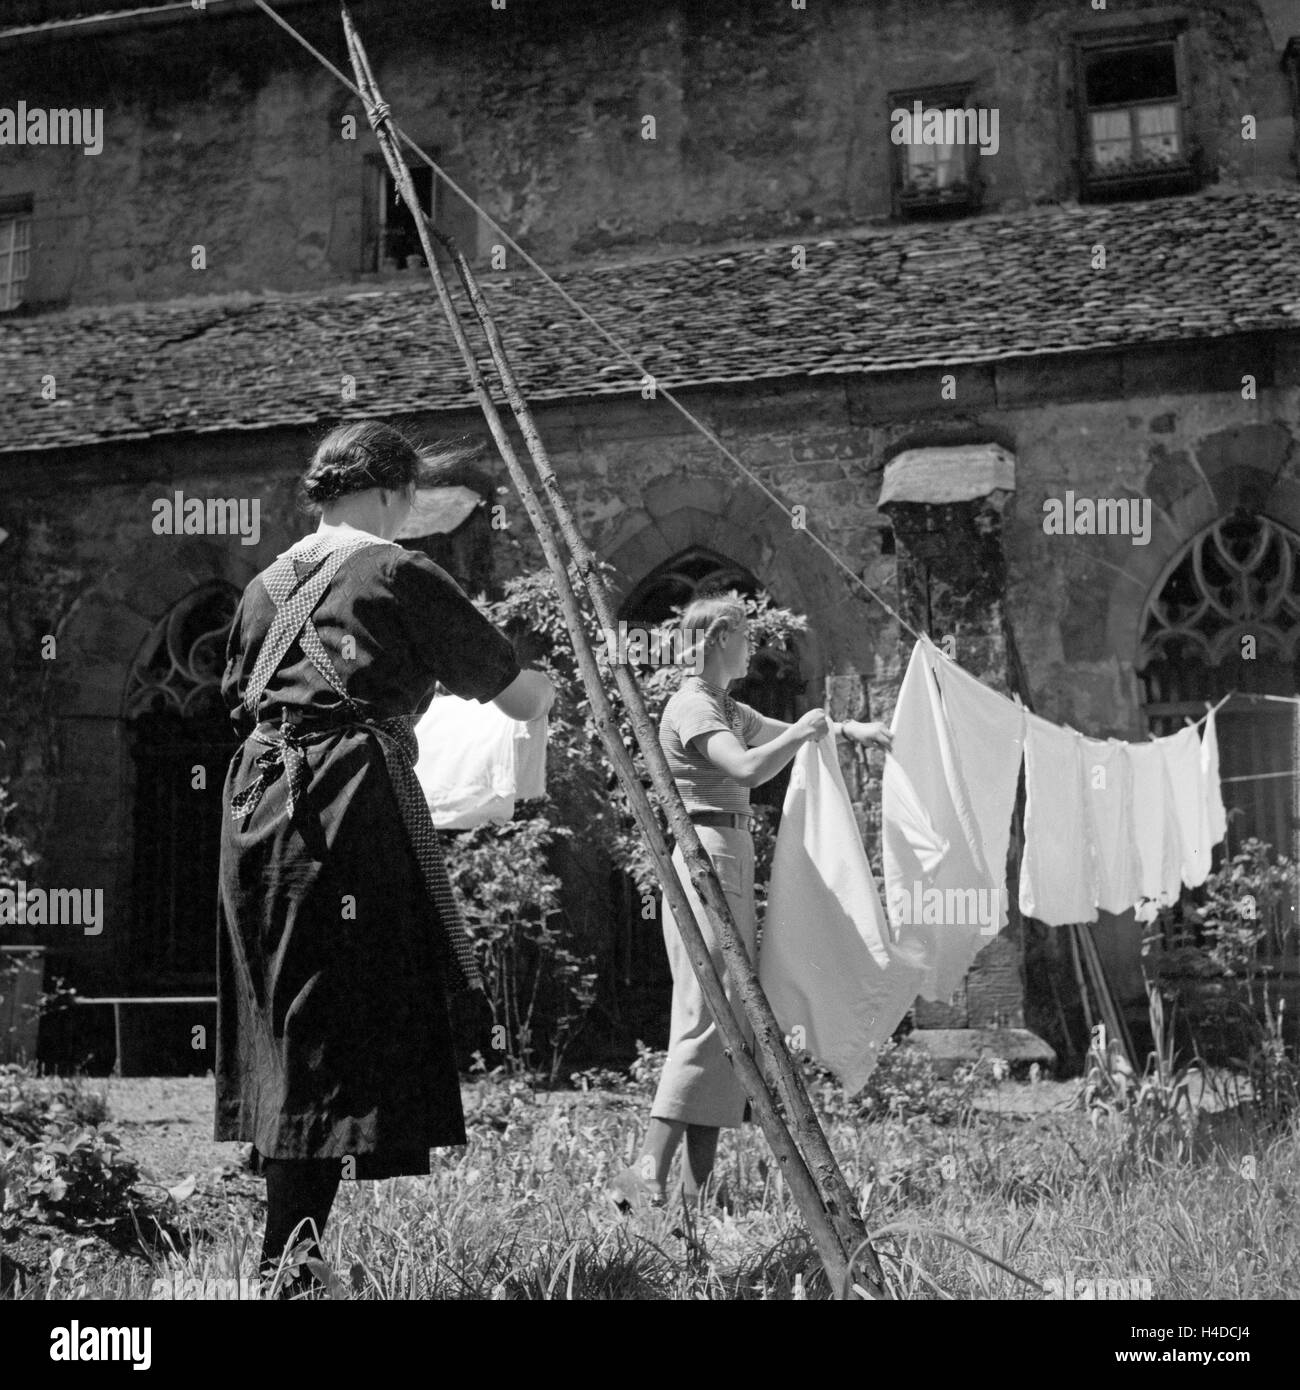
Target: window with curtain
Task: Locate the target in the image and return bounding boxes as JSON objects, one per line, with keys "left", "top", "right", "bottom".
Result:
{"left": 888, "top": 85, "right": 981, "bottom": 219}
{"left": 1075, "top": 32, "right": 1197, "bottom": 199}
{"left": 0, "top": 208, "right": 31, "bottom": 312}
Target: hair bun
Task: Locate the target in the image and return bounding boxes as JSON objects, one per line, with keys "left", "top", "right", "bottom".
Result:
{"left": 299, "top": 422, "right": 422, "bottom": 509}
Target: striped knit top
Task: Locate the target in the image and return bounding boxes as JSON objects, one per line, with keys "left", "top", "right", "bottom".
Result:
{"left": 659, "top": 677, "right": 765, "bottom": 816}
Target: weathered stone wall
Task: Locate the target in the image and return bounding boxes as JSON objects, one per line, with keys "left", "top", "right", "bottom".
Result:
{"left": 0, "top": 0, "right": 1292, "bottom": 307}
{"left": 3, "top": 334, "right": 1299, "bottom": 1016}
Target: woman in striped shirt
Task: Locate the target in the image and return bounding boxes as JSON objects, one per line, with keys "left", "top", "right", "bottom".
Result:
{"left": 614, "top": 593, "right": 892, "bottom": 1210}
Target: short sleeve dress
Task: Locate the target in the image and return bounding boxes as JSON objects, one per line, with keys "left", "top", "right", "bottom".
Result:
{"left": 214, "top": 530, "right": 519, "bottom": 1177}
{"left": 651, "top": 677, "right": 765, "bottom": 1129}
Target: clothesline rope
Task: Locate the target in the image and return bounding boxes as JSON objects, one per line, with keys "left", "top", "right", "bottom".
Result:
{"left": 250, "top": 3, "right": 1275, "bottom": 750}
{"left": 928, "top": 639, "right": 1233, "bottom": 733}
{"left": 1220, "top": 770, "right": 1300, "bottom": 783}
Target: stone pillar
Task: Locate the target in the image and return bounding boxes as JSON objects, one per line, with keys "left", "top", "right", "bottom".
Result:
{"left": 875, "top": 446, "right": 1028, "bottom": 1030}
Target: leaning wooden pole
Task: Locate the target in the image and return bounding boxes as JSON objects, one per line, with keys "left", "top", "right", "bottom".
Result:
{"left": 339, "top": 7, "right": 883, "bottom": 1299}
{"left": 439, "top": 229, "right": 891, "bottom": 1293}
{"left": 439, "top": 244, "right": 883, "bottom": 1258}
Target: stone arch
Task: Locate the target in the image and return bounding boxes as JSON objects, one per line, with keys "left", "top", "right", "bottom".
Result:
{"left": 43, "top": 543, "right": 261, "bottom": 989}
{"left": 602, "top": 503, "right": 876, "bottom": 693}
{"left": 1103, "top": 422, "right": 1300, "bottom": 673}
{"left": 52, "top": 544, "right": 261, "bottom": 723}
{"left": 618, "top": 547, "right": 758, "bottom": 620}
{"left": 123, "top": 580, "right": 242, "bottom": 721}
{"left": 1138, "top": 514, "right": 1300, "bottom": 671}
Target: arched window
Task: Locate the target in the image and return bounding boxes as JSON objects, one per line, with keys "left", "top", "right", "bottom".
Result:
{"left": 1139, "top": 512, "right": 1300, "bottom": 680}
{"left": 620, "top": 548, "right": 757, "bottom": 623}
{"left": 124, "top": 582, "right": 239, "bottom": 722}
{"left": 1138, "top": 513, "right": 1299, "bottom": 963}
{"left": 125, "top": 583, "right": 240, "bottom": 990}
{"left": 619, "top": 547, "right": 807, "bottom": 755}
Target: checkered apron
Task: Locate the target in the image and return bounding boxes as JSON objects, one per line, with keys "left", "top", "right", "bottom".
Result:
{"left": 228, "top": 533, "right": 483, "bottom": 994}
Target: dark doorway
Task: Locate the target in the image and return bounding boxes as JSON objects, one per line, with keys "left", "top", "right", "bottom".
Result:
{"left": 124, "top": 584, "right": 240, "bottom": 996}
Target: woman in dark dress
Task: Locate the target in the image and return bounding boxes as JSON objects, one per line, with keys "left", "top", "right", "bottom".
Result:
{"left": 215, "top": 422, "right": 553, "bottom": 1287}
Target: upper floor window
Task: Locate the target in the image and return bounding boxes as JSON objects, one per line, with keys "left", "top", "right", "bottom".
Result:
{"left": 889, "top": 84, "right": 984, "bottom": 219}
{"left": 363, "top": 153, "right": 438, "bottom": 273}
{"left": 0, "top": 196, "right": 32, "bottom": 312}
{"left": 1073, "top": 25, "right": 1197, "bottom": 200}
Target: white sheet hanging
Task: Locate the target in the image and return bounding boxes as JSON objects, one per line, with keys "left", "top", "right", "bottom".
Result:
{"left": 1079, "top": 737, "right": 1142, "bottom": 914}
{"left": 929, "top": 654, "right": 1026, "bottom": 934}
{"left": 414, "top": 695, "right": 549, "bottom": 829}
{"left": 882, "top": 636, "right": 1007, "bottom": 1001}
{"left": 762, "top": 734, "right": 925, "bottom": 1095}
{"left": 1202, "top": 709, "right": 1227, "bottom": 848}
{"left": 1127, "top": 740, "right": 1184, "bottom": 921}
{"left": 1019, "top": 715, "right": 1097, "bottom": 926}
{"left": 1162, "top": 724, "right": 1212, "bottom": 888}
{"left": 882, "top": 754, "right": 948, "bottom": 879}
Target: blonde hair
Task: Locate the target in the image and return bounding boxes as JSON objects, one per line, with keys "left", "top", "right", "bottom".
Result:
{"left": 677, "top": 594, "right": 748, "bottom": 665}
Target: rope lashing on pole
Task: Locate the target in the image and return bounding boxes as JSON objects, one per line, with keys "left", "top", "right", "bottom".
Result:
{"left": 337, "top": 5, "right": 887, "bottom": 1299}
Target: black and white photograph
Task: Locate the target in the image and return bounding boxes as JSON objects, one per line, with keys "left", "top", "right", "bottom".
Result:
{"left": 0, "top": 0, "right": 1297, "bottom": 1338}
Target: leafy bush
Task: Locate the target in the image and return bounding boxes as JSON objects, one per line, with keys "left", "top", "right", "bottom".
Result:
{"left": 570, "top": 1041, "right": 666, "bottom": 1099}
{"left": 1148, "top": 839, "right": 1300, "bottom": 1094}
{"left": 0, "top": 1065, "right": 138, "bottom": 1229}
{"left": 0, "top": 778, "right": 39, "bottom": 891}
{"left": 4, "top": 1128, "right": 139, "bottom": 1223}
{"left": 0, "top": 1064, "right": 107, "bottom": 1137}
{"left": 447, "top": 816, "right": 595, "bottom": 1080}
{"left": 1195, "top": 838, "right": 1298, "bottom": 974}
{"left": 804, "top": 1039, "right": 998, "bottom": 1127}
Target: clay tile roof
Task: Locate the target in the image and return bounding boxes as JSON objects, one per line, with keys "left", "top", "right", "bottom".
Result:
{"left": 2, "top": 187, "right": 1298, "bottom": 454}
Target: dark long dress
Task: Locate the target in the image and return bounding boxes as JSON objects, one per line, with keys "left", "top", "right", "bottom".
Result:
{"left": 214, "top": 530, "right": 519, "bottom": 1177}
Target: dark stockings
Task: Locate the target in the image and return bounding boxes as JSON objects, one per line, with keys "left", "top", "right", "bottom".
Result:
{"left": 259, "top": 1158, "right": 342, "bottom": 1295}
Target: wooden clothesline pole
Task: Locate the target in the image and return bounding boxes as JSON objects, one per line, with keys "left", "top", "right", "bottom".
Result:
{"left": 339, "top": 6, "right": 884, "bottom": 1299}
{"left": 434, "top": 203, "right": 881, "bottom": 1275}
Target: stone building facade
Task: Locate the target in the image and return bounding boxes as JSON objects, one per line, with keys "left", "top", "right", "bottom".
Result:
{"left": 1, "top": 0, "right": 1298, "bottom": 1068}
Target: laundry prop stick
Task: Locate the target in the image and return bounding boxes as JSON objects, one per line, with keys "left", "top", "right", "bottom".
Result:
{"left": 339, "top": 8, "right": 883, "bottom": 1298}
{"left": 439, "top": 223, "right": 879, "bottom": 1260}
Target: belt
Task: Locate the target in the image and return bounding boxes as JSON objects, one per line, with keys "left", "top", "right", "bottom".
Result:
{"left": 232, "top": 708, "right": 418, "bottom": 825}
{"left": 687, "top": 810, "right": 753, "bottom": 830}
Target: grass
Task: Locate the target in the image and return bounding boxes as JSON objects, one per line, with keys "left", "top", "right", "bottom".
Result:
{"left": 11, "top": 1063, "right": 1300, "bottom": 1300}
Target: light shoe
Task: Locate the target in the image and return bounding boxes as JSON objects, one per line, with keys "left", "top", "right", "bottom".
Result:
{"left": 607, "top": 1164, "right": 667, "bottom": 1212}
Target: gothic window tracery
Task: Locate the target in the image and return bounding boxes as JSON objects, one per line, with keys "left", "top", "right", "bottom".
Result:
{"left": 124, "top": 583, "right": 239, "bottom": 723}
{"left": 1139, "top": 513, "right": 1300, "bottom": 670}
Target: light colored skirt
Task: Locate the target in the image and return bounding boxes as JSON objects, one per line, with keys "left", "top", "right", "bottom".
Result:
{"left": 651, "top": 825, "right": 756, "bottom": 1129}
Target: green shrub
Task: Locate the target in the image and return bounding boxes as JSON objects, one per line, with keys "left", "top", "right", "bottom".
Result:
{"left": 805, "top": 1039, "right": 997, "bottom": 1126}
{"left": 3, "top": 1127, "right": 139, "bottom": 1224}
{"left": 0, "top": 1065, "right": 137, "bottom": 1229}
{"left": 0, "top": 779, "right": 39, "bottom": 892}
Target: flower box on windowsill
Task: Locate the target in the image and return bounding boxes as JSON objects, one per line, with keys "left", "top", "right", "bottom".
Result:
{"left": 1082, "top": 158, "right": 1198, "bottom": 201}
{"left": 898, "top": 183, "right": 978, "bottom": 219}
{"left": 901, "top": 180, "right": 972, "bottom": 202}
